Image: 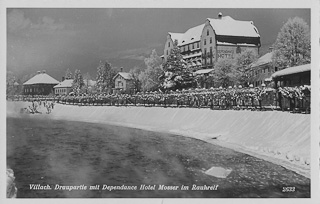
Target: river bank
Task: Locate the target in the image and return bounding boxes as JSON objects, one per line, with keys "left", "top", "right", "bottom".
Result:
{"left": 7, "top": 101, "right": 310, "bottom": 178}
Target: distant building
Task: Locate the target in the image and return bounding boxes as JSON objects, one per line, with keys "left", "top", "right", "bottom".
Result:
{"left": 163, "top": 13, "right": 261, "bottom": 70}
{"left": 54, "top": 79, "right": 73, "bottom": 95}
{"left": 113, "top": 72, "right": 134, "bottom": 94}
{"left": 23, "top": 71, "right": 59, "bottom": 95}
{"left": 272, "top": 64, "right": 310, "bottom": 88}
{"left": 250, "top": 51, "right": 275, "bottom": 87}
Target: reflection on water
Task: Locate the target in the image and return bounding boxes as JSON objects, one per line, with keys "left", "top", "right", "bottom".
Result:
{"left": 7, "top": 117, "right": 310, "bottom": 198}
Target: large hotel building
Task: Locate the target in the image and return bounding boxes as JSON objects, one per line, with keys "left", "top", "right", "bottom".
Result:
{"left": 163, "top": 13, "right": 261, "bottom": 71}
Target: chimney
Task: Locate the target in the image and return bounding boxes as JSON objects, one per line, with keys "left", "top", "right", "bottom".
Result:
{"left": 218, "top": 12, "right": 222, "bottom": 19}
{"left": 42, "top": 70, "right": 46, "bottom": 73}
{"left": 120, "top": 67, "right": 123, "bottom": 72}
{"left": 62, "top": 76, "right": 65, "bottom": 81}
{"left": 37, "top": 71, "right": 41, "bottom": 74}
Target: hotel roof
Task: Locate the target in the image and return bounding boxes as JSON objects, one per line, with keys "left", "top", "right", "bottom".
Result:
{"left": 207, "top": 16, "right": 260, "bottom": 38}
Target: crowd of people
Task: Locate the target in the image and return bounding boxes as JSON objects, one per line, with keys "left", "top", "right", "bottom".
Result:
{"left": 8, "top": 86, "right": 310, "bottom": 112}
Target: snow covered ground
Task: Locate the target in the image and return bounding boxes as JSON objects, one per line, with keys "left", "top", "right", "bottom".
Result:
{"left": 7, "top": 101, "right": 310, "bottom": 178}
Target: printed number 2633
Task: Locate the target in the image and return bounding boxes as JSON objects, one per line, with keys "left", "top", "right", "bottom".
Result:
{"left": 282, "top": 187, "right": 295, "bottom": 192}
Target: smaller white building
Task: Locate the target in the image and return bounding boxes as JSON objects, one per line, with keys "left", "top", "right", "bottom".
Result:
{"left": 113, "top": 72, "right": 133, "bottom": 93}
{"left": 54, "top": 79, "right": 73, "bottom": 95}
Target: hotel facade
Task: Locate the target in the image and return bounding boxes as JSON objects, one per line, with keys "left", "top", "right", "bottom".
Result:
{"left": 163, "top": 13, "right": 261, "bottom": 71}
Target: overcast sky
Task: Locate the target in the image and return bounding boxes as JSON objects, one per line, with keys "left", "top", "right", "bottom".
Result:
{"left": 7, "top": 8, "right": 310, "bottom": 80}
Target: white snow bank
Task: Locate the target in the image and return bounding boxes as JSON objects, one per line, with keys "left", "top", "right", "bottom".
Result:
{"left": 7, "top": 102, "right": 310, "bottom": 178}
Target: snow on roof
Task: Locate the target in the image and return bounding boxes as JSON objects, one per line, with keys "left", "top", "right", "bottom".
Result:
{"left": 113, "top": 72, "right": 133, "bottom": 80}
{"left": 251, "top": 52, "right": 273, "bottom": 68}
{"left": 195, "top": 69, "right": 214, "bottom": 74}
{"left": 54, "top": 79, "right": 73, "bottom": 88}
{"left": 272, "top": 64, "right": 310, "bottom": 79}
{"left": 207, "top": 16, "right": 260, "bottom": 38}
{"left": 23, "top": 73, "right": 59, "bottom": 85}
{"left": 168, "top": 32, "right": 184, "bottom": 45}
{"left": 179, "top": 24, "right": 205, "bottom": 46}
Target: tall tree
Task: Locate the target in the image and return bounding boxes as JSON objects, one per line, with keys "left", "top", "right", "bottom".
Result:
{"left": 82, "top": 72, "right": 92, "bottom": 93}
{"left": 140, "top": 49, "right": 164, "bottom": 91}
{"left": 72, "top": 69, "right": 85, "bottom": 94}
{"left": 96, "top": 60, "right": 117, "bottom": 93}
{"left": 213, "top": 58, "right": 237, "bottom": 88}
{"left": 129, "top": 66, "right": 142, "bottom": 92}
{"left": 6, "top": 71, "right": 16, "bottom": 95}
{"left": 65, "top": 68, "right": 73, "bottom": 79}
{"left": 272, "top": 17, "right": 310, "bottom": 69}
{"left": 161, "top": 39, "right": 193, "bottom": 90}
{"left": 235, "top": 49, "right": 258, "bottom": 86}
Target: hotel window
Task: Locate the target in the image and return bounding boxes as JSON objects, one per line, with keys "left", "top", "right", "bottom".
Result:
{"left": 204, "top": 39, "right": 206, "bottom": 45}
{"left": 210, "top": 47, "right": 212, "bottom": 55}
{"left": 210, "top": 37, "right": 212, "bottom": 44}
{"left": 207, "top": 29, "right": 209, "bottom": 36}
{"left": 204, "top": 48, "right": 207, "bottom": 55}
{"left": 192, "top": 43, "right": 194, "bottom": 49}
{"left": 168, "top": 42, "right": 170, "bottom": 47}
{"left": 197, "top": 42, "right": 199, "bottom": 48}
{"left": 166, "top": 50, "right": 168, "bottom": 55}
{"left": 186, "top": 45, "right": 188, "bottom": 51}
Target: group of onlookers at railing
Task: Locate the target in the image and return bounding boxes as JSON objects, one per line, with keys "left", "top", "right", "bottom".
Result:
{"left": 7, "top": 85, "right": 311, "bottom": 113}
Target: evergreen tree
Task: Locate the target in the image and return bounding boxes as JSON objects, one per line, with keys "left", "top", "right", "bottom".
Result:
{"left": 72, "top": 69, "right": 85, "bottom": 94}
{"left": 96, "top": 60, "right": 116, "bottom": 93}
{"left": 6, "top": 71, "right": 16, "bottom": 95}
{"left": 161, "top": 39, "right": 193, "bottom": 90}
{"left": 129, "top": 66, "right": 142, "bottom": 92}
{"left": 272, "top": 17, "right": 310, "bottom": 69}
{"left": 82, "top": 72, "right": 92, "bottom": 93}
{"left": 65, "top": 68, "right": 73, "bottom": 79}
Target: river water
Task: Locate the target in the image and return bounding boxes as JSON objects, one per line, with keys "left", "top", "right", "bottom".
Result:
{"left": 7, "top": 117, "right": 310, "bottom": 198}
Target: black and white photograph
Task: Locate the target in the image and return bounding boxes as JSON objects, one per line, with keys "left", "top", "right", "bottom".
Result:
{"left": 3, "top": 0, "right": 319, "bottom": 203}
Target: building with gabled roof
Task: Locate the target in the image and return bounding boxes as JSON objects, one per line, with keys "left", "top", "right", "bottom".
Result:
{"left": 272, "top": 63, "right": 310, "bottom": 87}
{"left": 163, "top": 13, "right": 261, "bottom": 71}
{"left": 250, "top": 51, "right": 275, "bottom": 87}
{"left": 54, "top": 79, "right": 73, "bottom": 95}
{"left": 201, "top": 13, "right": 260, "bottom": 69}
{"left": 164, "top": 24, "right": 204, "bottom": 70}
{"left": 113, "top": 72, "right": 134, "bottom": 94}
{"left": 23, "top": 70, "right": 59, "bottom": 95}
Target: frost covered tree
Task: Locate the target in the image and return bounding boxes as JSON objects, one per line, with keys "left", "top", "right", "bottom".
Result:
{"left": 6, "top": 71, "right": 16, "bottom": 95}
{"left": 72, "top": 69, "right": 85, "bottom": 94}
{"left": 213, "top": 58, "right": 237, "bottom": 88}
{"left": 140, "top": 49, "right": 164, "bottom": 91}
{"left": 272, "top": 17, "right": 310, "bottom": 69}
{"left": 161, "top": 39, "right": 193, "bottom": 90}
{"left": 65, "top": 68, "right": 73, "bottom": 80}
{"left": 235, "top": 49, "right": 258, "bottom": 86}
{"left": 129, "top": 66, "right": 142, "bottom": 93}
{"left": 96, "top": 60, "right": 117, "bottom": 93}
